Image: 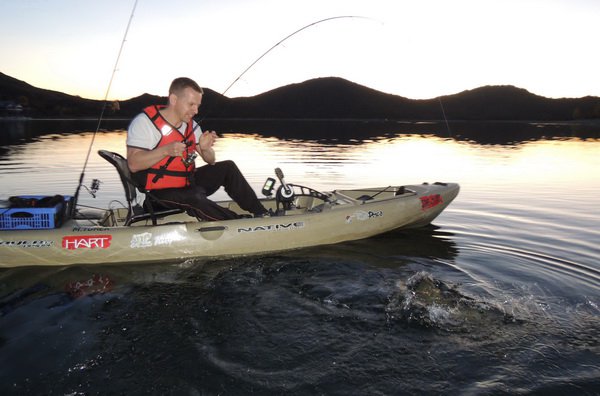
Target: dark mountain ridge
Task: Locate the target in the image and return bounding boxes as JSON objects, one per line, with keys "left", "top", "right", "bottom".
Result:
{"left": 1, "top": 72, "right": 599, "bottom": 121}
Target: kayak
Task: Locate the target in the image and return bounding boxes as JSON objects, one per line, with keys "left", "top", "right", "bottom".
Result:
{"left": 0, "top": 167, "right": 459, "bottom": 268}
{"left": 0, "top": 181, "right": 459, "bottom": 268}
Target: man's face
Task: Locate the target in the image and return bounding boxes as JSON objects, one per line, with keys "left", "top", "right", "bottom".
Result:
{"left": 173, "top": 87, "right": 202, "bottom": 123}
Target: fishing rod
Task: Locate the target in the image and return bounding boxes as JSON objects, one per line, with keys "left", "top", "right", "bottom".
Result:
{"left": 222, "top": 15, "right": 372, "bottom": 99}
{"left": 69, "top": 0, "right": 138, "bottom": 217}
{"left": 197, "top": 16, "right": 452, "bottom": 140}
{"left": 197, "top": 15, "right": 373, "bottom": 123}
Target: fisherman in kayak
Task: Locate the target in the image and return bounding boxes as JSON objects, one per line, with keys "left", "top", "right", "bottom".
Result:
{"left": 126, "top": 77, "right": 269, "bottom": 220}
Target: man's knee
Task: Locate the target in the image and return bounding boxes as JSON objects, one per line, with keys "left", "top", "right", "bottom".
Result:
{"left": 217, "top": 160, "right": 242, "bottom": 177}
{"left": 219, "top": 159, "right": 237, "bottom": 170}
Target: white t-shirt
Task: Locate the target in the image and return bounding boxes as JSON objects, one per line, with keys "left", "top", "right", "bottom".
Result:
{"left": 126, "top": 113, "right": 202, "bottom": 150}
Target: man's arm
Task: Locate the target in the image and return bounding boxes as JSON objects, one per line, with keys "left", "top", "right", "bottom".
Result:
{"left": 126, "top": 114, "right": 186, "bottom": 172}
{"left": 127, "top": 142, "right": 187, "bottom": 173}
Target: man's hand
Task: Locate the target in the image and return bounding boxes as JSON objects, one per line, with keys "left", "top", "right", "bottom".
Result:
{"left": 197, "top": 131, "right": 217, "bottom": 165}
{"left": 166, "top": 141, "right": 187, "bottom": 157}
{"left": 198, "top": 130, "right": 217, "bottom": 150}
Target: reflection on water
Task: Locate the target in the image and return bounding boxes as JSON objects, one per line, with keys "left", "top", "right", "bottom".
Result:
{"left": 0, "top": 120, "right": 599, "bottom": 394}
{"left": 202, "top": 118, "right": 600, "bottom": 145}
{"left": 1, "top": 120, "right": 599, "bottom": 207}
{"left": 2, "top": 118, "right": 600, "bottom": 146}
{"left": 0, "top": 119, "right": 128, "bottom": 146}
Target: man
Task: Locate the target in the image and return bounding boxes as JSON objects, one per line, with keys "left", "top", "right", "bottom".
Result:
{"left": 126, "top": 77, "right": 269, "bottom": 220}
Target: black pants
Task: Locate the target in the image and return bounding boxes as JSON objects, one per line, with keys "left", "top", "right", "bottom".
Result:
{"left": 150, "top": 160, "right": 267, "bottom": 220}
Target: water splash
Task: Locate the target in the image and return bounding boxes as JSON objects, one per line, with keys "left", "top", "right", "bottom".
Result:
{"left": 386, "top": 271, "right": 520, "bottom": 331}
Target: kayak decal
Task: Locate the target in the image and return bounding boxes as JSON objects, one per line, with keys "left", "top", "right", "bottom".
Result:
{"left": 130, "top": 231, "right": 186, "bottom": 248}
{"left": 346, "top": 210, "right": 383, "bottom": 224}
{"left": 420, "top": 194, "right": 443, "bottom": 210}
{"left": 72, "top": 226, "right": 110, "bottom": 232}
{"left": 0, "top": 239, "right": 54, "bottom": 248}
{"left": 62, "top": 235, "right": 112, "bottom": 250}
{"left": 131, "top": 232, "right": 153, "bottom": 248}
{"left": 237, "top": 221, "right": 305, "bottom": 233}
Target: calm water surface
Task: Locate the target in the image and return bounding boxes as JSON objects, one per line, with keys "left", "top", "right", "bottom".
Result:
{"left": 0, "top": 119, "right": 599, "bottom": 394}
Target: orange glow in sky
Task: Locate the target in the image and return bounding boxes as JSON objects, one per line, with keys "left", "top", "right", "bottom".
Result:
{"left": 1, "top": 0, "right": 599, "bottom": 101}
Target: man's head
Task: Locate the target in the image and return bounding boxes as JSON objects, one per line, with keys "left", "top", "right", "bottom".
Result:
{"left": 169, "top": 77, "right": 204, "bottom": 96}
{"left": 168, "top": 77, "right": 204, "bottom": 123}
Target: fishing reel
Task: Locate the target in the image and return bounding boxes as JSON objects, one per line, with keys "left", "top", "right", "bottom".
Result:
{"left": 82, "top": 178, "right": 101, "bottom": 198}
{"left": 262, "top": 168, "right": 332, "bottom": 212}
{"left": 261, "top": 168, "right": 295, "bottom": 211}
{"left": 182, "top": 151, "right": 198, "bottom": 167}
{"left": 182, "top": 140, "right": 198, "bottom": 167}
{"left": 275, "top": 167, "right": 295, "bottom": 208}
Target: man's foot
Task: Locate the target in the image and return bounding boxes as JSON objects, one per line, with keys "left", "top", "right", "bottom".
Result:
{"left": 254, "top": 209, "right": 276, "bottom": 218}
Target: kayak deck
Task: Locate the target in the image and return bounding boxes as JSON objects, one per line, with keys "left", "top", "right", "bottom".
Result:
{"left": 92, "top": 185, "right": 417, "bottom": 228}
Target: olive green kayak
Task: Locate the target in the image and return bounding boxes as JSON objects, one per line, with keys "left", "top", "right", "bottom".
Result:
{"left": 0, "top": 182, "right": 459, "bottom": 268}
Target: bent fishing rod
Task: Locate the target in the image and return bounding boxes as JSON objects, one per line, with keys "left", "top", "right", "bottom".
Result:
{"left": 196, "top": 15, "right": 373, "bottom": 125}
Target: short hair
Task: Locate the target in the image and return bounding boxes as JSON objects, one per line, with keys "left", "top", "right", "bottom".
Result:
{"left": 169, "top": 77, "right": 204, "bottom": 96}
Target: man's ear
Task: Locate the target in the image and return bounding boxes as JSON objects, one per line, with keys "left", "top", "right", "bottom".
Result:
{"left": 168, "top": 93, "right": 177, "bottom": 106}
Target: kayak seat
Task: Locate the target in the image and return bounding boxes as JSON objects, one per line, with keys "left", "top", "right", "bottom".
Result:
{"left": 98, "top": 150, "right": 185, "bottom": 226}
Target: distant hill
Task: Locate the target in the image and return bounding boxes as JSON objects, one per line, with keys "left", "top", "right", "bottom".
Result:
{"left": 1, "top": 72, "right": 599, "bottom": 121}
{"left": 0, "top": 72, "right": 106, "bottom": 117}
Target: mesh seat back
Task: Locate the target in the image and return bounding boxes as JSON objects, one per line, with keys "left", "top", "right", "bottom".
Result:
{"left": 98, "top": 150, "right": 137, "bottom": 204}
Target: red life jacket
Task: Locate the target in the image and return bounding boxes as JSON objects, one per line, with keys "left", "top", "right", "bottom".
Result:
{"left": 142, "top": 105, "right": 196, "bottom": 190}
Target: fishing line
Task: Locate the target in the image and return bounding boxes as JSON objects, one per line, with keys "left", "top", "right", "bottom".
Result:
{"left": 438, "top": 97, "right": 452, "bottom": 136}
{"left": 70, "top": 0, "right": 138, "bottom": 216}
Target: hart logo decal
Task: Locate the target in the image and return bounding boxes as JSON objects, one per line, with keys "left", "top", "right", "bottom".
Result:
{"left": 62, "top": 235, "right": 112, "bottom": 250}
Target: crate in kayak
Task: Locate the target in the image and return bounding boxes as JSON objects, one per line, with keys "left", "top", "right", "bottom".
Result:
{"left": 0, "top": 195, "right": 71, "bottom": 230}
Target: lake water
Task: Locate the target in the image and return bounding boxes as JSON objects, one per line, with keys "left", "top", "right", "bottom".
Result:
{"left": 0, "top": 119, "right": 599, "bottom": 394}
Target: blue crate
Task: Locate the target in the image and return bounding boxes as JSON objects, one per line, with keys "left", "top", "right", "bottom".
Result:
{"left": 0, "top": 195, "right": 71, "bottom": 230}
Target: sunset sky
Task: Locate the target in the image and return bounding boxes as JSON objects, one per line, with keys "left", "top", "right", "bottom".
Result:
{"left": 1, "top": 0, "right": 598, "bottom": 101}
